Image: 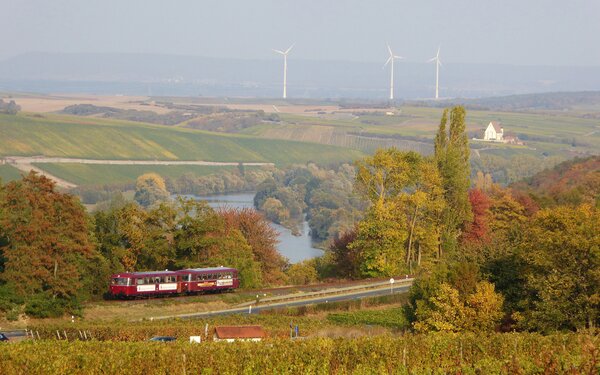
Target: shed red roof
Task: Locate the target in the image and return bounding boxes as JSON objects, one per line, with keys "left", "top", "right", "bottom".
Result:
{"left": 214, "top": 326, "right": 266, "bottom": 339}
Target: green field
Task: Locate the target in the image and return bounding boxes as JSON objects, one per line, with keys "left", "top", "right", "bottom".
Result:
{"left": 32, "top": 163, "right": 250, "bottom": 185}
{"left": 236, "top": 106, "right": 600, "bottom": 157}
{"left": 0, "top": 164, "right": 22, "bottom": 182}
{"left": 0, "top": 113, "right": 362, "bottom": 164}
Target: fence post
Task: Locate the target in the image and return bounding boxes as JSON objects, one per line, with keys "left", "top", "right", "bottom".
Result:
{"left": 36, "top": 331, "right": 40, "bottom": 340}
{"left": 56, "top": 330, "right": 61, "bottom": 340}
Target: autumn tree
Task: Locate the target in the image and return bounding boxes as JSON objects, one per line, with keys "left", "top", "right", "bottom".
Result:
{"left": 351, "top": 149, "right": 445, "bottom": 276}
{"left": 219, "top": 208, "right": 287, "bottom": 285}
{"left": 286, "top": 260, "right": 318, "bottom": 285}
{"left": 413, "top": 281, "right": 503, "bottom": 333}
{"left": 134, "top": 172, "right": 170, "bottom": 208}
{"left": 434, "top": 106, "right": 472, "bottom": 254}
{"left": 518, "top": 204, "right": 600, "bottom": 331}
{"left": 0, "top": 172, "right": 97, "bottom": 316}
{"left": 330, "top": 227, "right": 360, "bottom": 279}
{"left": 462, "top": 189, "right": 491, "bottom": 245}
{"left": 173, "top": 198, "right": 224, "bottom": 268}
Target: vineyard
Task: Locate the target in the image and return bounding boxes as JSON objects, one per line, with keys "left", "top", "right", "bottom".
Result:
{"left": 1, "top": 333, "right": 598, "bottom": 374}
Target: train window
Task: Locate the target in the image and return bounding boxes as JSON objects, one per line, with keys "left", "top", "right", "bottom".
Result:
{"left": 136, "top": 278, "right": 144, "bottom": 285}
{"left": 111, "top": 278, "right": 129, "bottom": 286}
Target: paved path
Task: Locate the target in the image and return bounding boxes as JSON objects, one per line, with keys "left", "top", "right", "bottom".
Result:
{"left": 148, "top": 278, "right": 413, "bottom": 321}
{"left": 2, "top": 156, "right": 275, "bottom": 189}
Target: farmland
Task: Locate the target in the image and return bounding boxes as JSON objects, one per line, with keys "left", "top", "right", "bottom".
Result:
{"left": 1, "top": 333, "right": 597, "bottom": 374}
{"left": 0, "top": 112, "right": 362, "bottom": 185}
{"left": 0, "top": 164, "right": 22, "bottom": 182}
{"left": 0, "top": 113, "right": 362, "bottom": 163}
{"left": 1, "top": 93, "right": 599, "bottom": 187}
{"left": 31, "top": 163, "right": 251, "bottom": 186}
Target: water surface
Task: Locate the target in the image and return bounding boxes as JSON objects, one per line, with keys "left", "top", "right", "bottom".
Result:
{"left": 186, "top": 193, "right": 323, "bottom": 263}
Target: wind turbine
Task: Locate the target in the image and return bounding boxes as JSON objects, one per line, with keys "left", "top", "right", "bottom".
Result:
{"left": 273, "top": 44, "right": 294, "bottom": 99}
{"left": 383, "top": 44, "right": 403, "bottom": 100}
{"left": 427, "top": 46, "right": 442, "bottom": 99}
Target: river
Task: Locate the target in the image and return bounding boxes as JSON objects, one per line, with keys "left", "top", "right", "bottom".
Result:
{"left": 187, "top": 193, "right": 324, "bottom": 263}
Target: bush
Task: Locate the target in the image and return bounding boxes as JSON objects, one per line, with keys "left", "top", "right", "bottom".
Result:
{"left": 327, "top": 308, "right": 409, "bottom": 329}
{"left": 24, "top": 293, "right": 82, "bottom": 319}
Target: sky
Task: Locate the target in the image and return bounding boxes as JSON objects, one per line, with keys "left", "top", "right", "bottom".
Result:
{"left": 1, "top": 0, "right": 599, "bottom": 66}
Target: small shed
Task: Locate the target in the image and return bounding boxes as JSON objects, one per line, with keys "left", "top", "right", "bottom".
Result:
{"left": 213, "top": 325, "right": 266, "bottom": 342}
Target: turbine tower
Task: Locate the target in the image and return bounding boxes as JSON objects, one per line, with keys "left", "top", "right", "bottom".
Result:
{"left": 427, "top": 46, "right": 442, "bottom": 99}
{"left": 273, "top": 44, "right": 294, "bottom": 99}
{"left": 384, "top": 44, "right": 403, "bottom": 100}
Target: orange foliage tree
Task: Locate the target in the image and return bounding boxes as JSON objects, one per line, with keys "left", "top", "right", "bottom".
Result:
{"left": 0, "top": 172, "right": 96, "bottom": 301}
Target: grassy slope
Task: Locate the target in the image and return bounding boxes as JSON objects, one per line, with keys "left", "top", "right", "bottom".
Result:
{"left": 0, "top": 113, "right": 363, "bottom": 164}
{"left": 242, "top": 107, "right": 600, "bottom": 155}
{"left": 33, "top": 164, "right": 248, "bottom": 185}
{"left": 0, "top": 164, "right": 22, "bottom": 182}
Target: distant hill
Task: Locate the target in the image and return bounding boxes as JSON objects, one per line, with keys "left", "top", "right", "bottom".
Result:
{"left": 512, "top": 156, "right": 600, "bottom": 207}
{"left": 2, "top": 52, "right": 600, "bottom": 99}
{"left": 410, "top": 91, "right": 600, "bottom": 112}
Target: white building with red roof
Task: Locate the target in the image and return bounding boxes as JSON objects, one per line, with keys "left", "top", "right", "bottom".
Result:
{"left": 484, "top": 121, "right": 504, "bottom": 141}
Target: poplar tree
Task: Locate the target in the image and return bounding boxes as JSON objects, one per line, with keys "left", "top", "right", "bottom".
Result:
{"left": 434, "top": 106, "right": 472, "bottom": 255}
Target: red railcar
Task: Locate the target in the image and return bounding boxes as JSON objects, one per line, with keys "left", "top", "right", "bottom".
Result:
{"left": 179, "top": 267, "right": 240, "bottom": 294}
{"left": 110, "top": 270, "right": 182, "bottom": 298}
{"left": 109, "top": 267, "right": 239, "bottom": 298}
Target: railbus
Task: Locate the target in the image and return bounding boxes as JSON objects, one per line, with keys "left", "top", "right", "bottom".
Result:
{"left": 109, "top": 267, "right": 239, "bottom": 298}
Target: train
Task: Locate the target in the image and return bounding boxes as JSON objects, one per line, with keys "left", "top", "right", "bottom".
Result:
{"left": 109, "top": 266, "right": 239, "bottom": 298}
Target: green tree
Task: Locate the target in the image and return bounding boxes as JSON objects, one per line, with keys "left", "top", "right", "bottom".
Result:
{"left": 519, "top": 204, "right": 600, "bottom": 331}
{"left": 286, "top": 260, "right": 318, "bottom": 285}
{"left": 350, "top": 201, "right": 407, "bottom": 277}
{"left": 434, "top": 106, "right": 472, "bottom": 255}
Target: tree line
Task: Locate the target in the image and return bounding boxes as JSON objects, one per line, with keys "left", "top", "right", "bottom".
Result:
{"left": 0, "top": 173, "right": 288, "bottom": 318}
{"left": 325, "top": 107, "right": 599, "bottom": 332}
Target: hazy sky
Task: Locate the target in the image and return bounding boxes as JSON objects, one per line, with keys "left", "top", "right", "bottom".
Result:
{"left": 1, "top": 0, "right": 599, "bottom": 66}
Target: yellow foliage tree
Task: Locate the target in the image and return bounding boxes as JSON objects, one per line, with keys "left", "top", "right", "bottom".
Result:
{"left": 413, "top": 281, "right": 504, "bottom": 333}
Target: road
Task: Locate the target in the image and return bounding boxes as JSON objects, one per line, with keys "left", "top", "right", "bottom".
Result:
{"left": 151, "top": 283, "right": 411, "bottom": 321}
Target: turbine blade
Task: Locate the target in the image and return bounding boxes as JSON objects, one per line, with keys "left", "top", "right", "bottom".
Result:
{"left": 273, "top": 49, "right": 285, "bottom": 55}
{"left": 285, "top": 44, "right": 295, "bottom": 54}
{"left": 394, "top": 55, "right": 403, "bottom": 59}
{"left": 427, "top": 57, "right": 436, "bottom": 63}
{"left": 437, "top": 46, "right": 441, "bottom": 58}
{"left": 383, "top": 56, "right": 392, "bottom": 68}
{"left": 387, "top": 44, "right": 393, "bottom": 56}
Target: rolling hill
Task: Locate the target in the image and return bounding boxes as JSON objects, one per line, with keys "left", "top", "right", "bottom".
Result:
{"left": 0, "top": 113, "right": 363, "bottom": 185}
{"left": 0, "top": 113, "right": 362, "bottom": 164}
